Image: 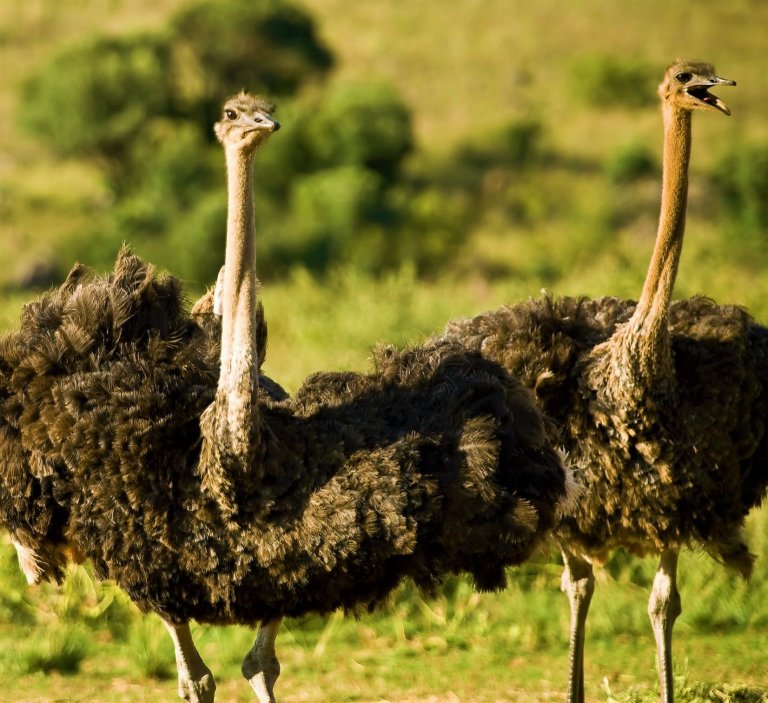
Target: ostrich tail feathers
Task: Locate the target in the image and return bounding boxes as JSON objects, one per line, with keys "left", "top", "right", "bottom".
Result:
{"left": 705, "top": 533, "right": 755, "bottom": 580}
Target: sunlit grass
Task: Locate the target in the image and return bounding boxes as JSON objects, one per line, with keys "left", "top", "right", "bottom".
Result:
{"left": 1, "top": 510, "right": 767, "bottom": 701}
{"left": 4, "top": 623, "right": 90, "bottom": 676}
{"left": 129, "top": 615, "right": 175, "bottom": 680}
{"left": 606, "top": 679, "right": 768, "bottom": 703}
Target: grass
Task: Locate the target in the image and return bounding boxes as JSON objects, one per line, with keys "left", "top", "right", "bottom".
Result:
{"left": 7, "top": 625, "right": 90, "bottom": 676}
{"left": 607, "top": 680, "right": 768, "bottom": 703}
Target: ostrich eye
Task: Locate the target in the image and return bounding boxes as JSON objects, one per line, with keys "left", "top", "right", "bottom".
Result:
{"left": 675, "top": 72, "right": 692, "bottom": 83}
{"left": 225, "top": 109, "right": 237, "bottom": 120}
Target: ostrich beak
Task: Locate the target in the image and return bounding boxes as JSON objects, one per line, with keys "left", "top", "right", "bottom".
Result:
{"left": 685, "top": 75, "right": 736, "bottom": 116}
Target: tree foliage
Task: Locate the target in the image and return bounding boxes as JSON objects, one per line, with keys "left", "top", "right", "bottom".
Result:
{"left": 18, "top": 0, "right": 470, "bottom": 285}
{"left": 170, "top": 0, "right": 334, "bottom": 126}
{"left": 21, "top": 34, "right": 173, "bottom": 160}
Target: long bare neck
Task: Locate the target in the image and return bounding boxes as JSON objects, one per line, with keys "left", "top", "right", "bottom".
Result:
{"left": 218, "top": 146, "right": 260, "bottom": 451}
{"left": 618, "top": 104, "right": 692, "bottom": 380}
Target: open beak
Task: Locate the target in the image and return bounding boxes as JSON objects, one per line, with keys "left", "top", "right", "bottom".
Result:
{"left": 685, "top": 75, "right": 736, "bottom": 116}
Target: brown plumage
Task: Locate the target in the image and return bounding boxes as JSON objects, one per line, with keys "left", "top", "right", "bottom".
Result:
{"left": 440, "top": 62, "right": 767, "bottom": 703}
{"left": 0, "top": 93, "right": 572, "bottom": 703}
{"left": 0, "top": 250, "right": 286, "bottom": 586}
{"left": 1, "top": 253, "right": 570, "bottom": 703}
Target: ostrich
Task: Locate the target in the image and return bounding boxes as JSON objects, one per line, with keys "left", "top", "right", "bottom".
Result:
{"left": 0, "top": 93, "right": 573, "bottom": 703}
{"left": 0, "top": 251, "right": 287, "bottom": 589}
{"left": 0, "top": 182, "right": 283, "bottom": 588}
{"left": 440, "top": 61, "right": 766, "bottom": 702}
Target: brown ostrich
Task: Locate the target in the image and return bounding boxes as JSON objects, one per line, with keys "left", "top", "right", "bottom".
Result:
{"left": 440, "top": 61, "right": 767, "bottom": 703}
{"left": 0, "top": 93, "right": 573, "bottom": 703}
{"left": 0, "top": 254, "right": 286, "bottom": 590}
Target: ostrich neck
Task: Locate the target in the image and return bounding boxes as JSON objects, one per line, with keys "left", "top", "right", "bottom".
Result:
{"left": 616, "top": 105, "right": 692, "bottom": 384}
{"left": 218, "top": 146, "right": 260, "bottom": 449}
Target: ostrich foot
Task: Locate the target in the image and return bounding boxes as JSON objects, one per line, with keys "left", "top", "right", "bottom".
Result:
{"left": 178, "top": 673, "right": 216, "bottom": 703}
{"left": 163, "top": 619, "right": 217, "bottom": 703}
{"left": 242, "top": 619, "right": 282, "bottom": 703}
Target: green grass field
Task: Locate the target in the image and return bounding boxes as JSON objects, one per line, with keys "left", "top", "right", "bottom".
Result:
{"left": 2, "top": 518, "right": 768, "bottom": 702}
{"left": 1, "top": 1, "right": 768, "bottom": 701}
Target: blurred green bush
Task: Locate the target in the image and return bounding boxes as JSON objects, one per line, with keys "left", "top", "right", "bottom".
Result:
{"left": 569, "top": 54, "right": 656, "bottom": 109}
{"left": 21, "top": 33, "right": 174, "bottom": 165}
{"left": 456, "top": 118, "right": 545, "bottom": 174}
{"left": 605, "top": 141, "right": 658, "bottom": 183}
{"left": 713, "top": 140, "right": 768, "bottom": 243}
{"left": 294, "top": 82, "right": 413, "bottom": 182}
{"left": 170, "top": 0, "right": 334, "bottom": 127}
{"left": 18, "top": 0, "right": 473, "bottom": 284}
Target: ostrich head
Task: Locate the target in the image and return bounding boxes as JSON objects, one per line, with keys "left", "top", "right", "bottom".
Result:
{"left": 214, "top": 92, "right": 280, "bottom": 152}
{"left": 659, "top": 60, "right": 736, "bottom": 115}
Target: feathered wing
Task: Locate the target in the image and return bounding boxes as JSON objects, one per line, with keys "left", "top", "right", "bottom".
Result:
{"left": 442, "top": 295, "right": 634, "bottom": 429}
{"left": 290, "top": 340, "right": 569, "bottom": 594}
{"left": 4, "top": 247, "right": 570, "bottom": 628}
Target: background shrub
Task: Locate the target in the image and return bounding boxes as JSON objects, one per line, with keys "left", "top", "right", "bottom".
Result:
{"left": 569, "top": 53, "right": 656, "bottom": 109}
{"left": 169, "top": 0, "right": 334, "bottom": 126}
{"left": 605, "top": 141, "right": 658, "bottom": 183}
{"left": 456, "top": 118, "right": 545, "bottom": 175}
{"left": 296, "top": 82, "right": 413, "bottom": 181}
{"left": 17, "top": 1, "right": 442, "bottom": 286}
{"left": 20, "top": 34, "right": 174, "bottom": 163}
{"left": 713, "top": 140, "right": 768, "bottom": 242}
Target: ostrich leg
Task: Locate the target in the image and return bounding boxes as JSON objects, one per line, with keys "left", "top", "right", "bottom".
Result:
{"left": 242, "top": 618, "right": 282, "bottom": 702}
{"left": 561, "top": 546, "right": 595, "bottom": 703}
{"left": 162, "top": 619, "right": 216, "bottom": 703}
{"left": 648, "top": 549, "right": 681, "bottom": 703}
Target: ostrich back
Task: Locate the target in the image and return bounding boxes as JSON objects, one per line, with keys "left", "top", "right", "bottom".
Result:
{"left": 443, "top": 296, "right": 634, "bottom": 438}
{"left": 442, "top": 294, "right": 768, "bottom": 572}
{"left": 35, "top": 287, "right": 568, "bottom": 626}
{"left": 0, "top": 248, "right": 284, "bottom": 583}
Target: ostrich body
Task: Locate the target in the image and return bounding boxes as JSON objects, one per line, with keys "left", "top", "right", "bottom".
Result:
{"left": 441, "top": 62, "right": 766, "bottom": 702}
{"left": 0, "top": 251, "right": 287, "bottom": 586}
{"left": 0, "top": 94, "right": 572, "bottom": 703}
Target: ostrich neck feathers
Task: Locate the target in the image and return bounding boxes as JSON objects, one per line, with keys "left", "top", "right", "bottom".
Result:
{"left": 197, "top": 139, "right": 269, "bottom": 517}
